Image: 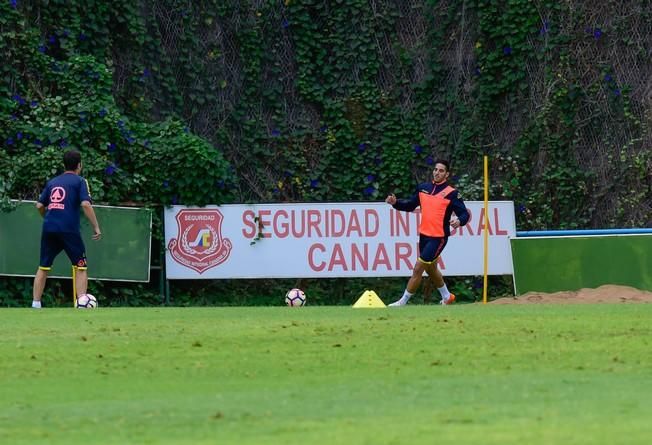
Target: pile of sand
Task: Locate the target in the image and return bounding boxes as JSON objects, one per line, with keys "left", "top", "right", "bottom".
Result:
{"left": 490, "top": 285, "right": 652, "bottom": 304}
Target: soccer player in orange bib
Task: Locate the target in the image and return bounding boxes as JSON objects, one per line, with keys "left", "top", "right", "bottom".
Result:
{"left": 385, "top": 160, "right": 469, "bottom": 306}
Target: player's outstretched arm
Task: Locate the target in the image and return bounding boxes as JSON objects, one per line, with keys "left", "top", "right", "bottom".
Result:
{"left": 389, "top": 186, "right": 420, "bottom": 212}
{"left": 81, "top": 201, "right": 102, "bottom": 240}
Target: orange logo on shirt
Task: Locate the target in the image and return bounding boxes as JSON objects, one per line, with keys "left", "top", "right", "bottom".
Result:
{"left": 48, "top": 187, "right": 66, "bottom": 210}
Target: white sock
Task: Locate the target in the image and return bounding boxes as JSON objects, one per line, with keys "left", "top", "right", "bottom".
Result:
{"left": 437, "top": 285, "right": 450, "bottom": 300}
{"left": 32, "top": 300, "right": 42, "bottom": 308}
{"left": 399, "top": 290, "right": 413, "bottom": 304}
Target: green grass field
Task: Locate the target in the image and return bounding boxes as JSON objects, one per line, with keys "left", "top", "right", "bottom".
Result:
{"left": 2, "top": 304, "right": 652, "bottom": 444}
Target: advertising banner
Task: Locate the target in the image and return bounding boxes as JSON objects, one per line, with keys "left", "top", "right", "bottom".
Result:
{"left": 164, "top": 202, "right": 515, "bottom": 279}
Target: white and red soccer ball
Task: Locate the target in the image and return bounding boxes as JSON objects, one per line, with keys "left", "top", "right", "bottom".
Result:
{"left": 285, "top": 288, "right": 306, "bottom": 307}
{"left": 76, "top": 293, "right": 98, "bottom": 309}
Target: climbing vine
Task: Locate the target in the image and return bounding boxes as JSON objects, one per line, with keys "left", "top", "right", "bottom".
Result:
{"left": 1, "top": 0, "right": 651, "bottom": 305}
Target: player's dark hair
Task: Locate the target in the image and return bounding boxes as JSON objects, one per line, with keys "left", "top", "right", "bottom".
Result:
{"left": 63, "top": 150, "right": 82, "bottom": 171}
{"left": 434, "top": 159, "right": 450, "bottom": 172}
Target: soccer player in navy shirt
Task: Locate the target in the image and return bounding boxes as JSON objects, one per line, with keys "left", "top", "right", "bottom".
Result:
{"left": 385, "top": 160, "right": 469, "bottom": 306}
{"left": 32, "top": 150, "right": 102, "bottom": 308}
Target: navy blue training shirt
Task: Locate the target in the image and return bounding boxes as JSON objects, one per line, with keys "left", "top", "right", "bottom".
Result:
{"left": 38, "top": 172, "right": 92, "bottom": 233}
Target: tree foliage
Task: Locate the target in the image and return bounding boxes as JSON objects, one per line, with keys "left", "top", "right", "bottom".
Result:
{"left": 1, "top": 0, "right": 650, "bottom": 305}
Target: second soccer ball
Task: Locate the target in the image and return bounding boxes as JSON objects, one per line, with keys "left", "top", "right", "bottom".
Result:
{"left": 285, "top": 288, "right": 306, "bottom": 307}
{"left": 76, "top": 293, "right": 98, "bottom": 309}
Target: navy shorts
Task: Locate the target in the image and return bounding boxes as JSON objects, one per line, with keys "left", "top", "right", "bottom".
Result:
{"left": 418, "top": 234, "right": 448, "bottom": 263}
{"left": 39, "top": 232, "right": 87, "bottom": 270}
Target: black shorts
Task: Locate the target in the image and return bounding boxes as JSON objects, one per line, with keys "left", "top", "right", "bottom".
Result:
{"left": 418, "top": 234, "right": 448, "bottom": 264}
{"left": 39, "top": 232, "right": 87, "bottom": 270}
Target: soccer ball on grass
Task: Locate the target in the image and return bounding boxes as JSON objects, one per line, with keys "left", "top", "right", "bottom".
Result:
{"left": 285, "top": 288, "right": 306, "bottom": 307}
{"left": 76, "top": 293, "right": 98, "bottom": 309}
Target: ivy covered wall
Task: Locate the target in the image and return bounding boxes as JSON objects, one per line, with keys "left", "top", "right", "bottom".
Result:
{"left": 1, "top": 0, "right": 651, "bottom": 305}
{"left": 2, "top": 0, "right": 651, "bottom": 228}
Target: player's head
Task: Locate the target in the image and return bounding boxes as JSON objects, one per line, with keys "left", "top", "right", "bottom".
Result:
{"left": 63, "top": 150, "right": 82, "bottom": 171}
{"left": 432, "top": 159, "right": 450, "bottom": 183}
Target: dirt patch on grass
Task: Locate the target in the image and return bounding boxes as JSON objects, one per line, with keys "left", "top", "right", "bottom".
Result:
{"left": 491, "top": 285, "right": 652, "bottom": 304}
